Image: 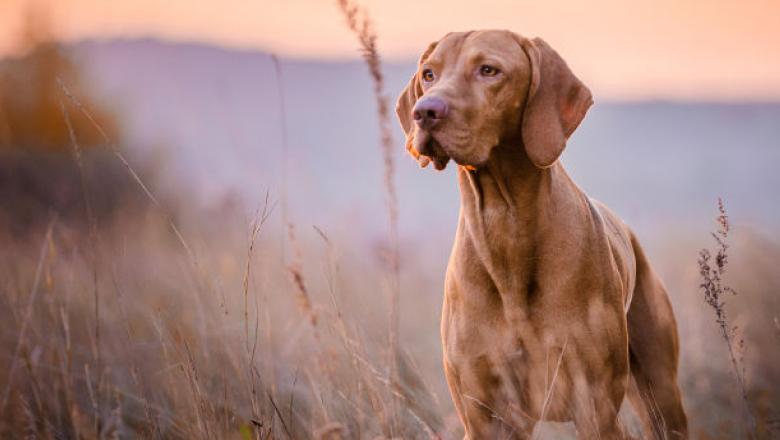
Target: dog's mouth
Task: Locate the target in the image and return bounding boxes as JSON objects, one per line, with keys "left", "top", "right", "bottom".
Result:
{"left": 414, "top": 130, "right": 451, "bottom": 170}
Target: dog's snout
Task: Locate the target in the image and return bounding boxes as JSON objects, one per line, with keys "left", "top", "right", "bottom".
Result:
{"left": 413, "top": 96, "right": 448, "bottom": 128}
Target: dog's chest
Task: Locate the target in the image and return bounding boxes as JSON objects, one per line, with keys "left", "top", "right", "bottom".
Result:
{"left": 441, "top": 293, "right": 571, "bottom": 421}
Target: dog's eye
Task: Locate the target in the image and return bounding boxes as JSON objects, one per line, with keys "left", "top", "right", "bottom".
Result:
{"left": 421, "top": 69, "right": 435, "bottom": 82}
{"left": 479, "top": 65, "right": 500, "bottom": 77}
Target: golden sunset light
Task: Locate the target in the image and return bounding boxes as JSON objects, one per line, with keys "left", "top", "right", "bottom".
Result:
{"left": 2, "top": 0, "right": 780, "bottom": 99}
{"left": 2, "top": 0, "right": 780, "bottom": 438}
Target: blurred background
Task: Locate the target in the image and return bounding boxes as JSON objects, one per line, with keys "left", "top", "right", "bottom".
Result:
{"left": 1, "top": 1, "right": 779, "bottom": 439}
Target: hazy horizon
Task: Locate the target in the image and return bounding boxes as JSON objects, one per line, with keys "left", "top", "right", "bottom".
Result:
{"left": 3, "top": 0, "right": 780, "bottom": 101}
{"left": 55, "top": 37, "right": 780, "bottom": 249}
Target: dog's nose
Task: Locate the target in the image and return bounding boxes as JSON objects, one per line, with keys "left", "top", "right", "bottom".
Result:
{"left": 413, "top": 96, "right": 448, "bottom": 128}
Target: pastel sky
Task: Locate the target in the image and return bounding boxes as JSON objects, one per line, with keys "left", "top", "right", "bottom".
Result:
{"left": 2, "top": 0, "right": 779, "bottom": 100}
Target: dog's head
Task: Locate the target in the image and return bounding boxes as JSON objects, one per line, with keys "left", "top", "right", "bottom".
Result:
{"left": 396, "top": 30, "right": 592, "bottom": 170}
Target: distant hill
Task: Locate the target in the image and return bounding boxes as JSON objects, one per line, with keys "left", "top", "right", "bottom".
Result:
{"left": 68, "top": 39, "right": 780, "bottom": 246}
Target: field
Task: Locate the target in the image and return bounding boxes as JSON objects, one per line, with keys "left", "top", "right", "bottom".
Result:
{"left": 2, "top": 5, "right": 780, "bottom": 440}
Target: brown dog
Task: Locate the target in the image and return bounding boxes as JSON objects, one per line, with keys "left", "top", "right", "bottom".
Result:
{"left": 396, "top": 30, "right": 688, "bottom": 439}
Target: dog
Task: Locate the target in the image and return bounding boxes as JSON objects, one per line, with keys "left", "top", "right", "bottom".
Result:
{"left": 395, "top": 30, "right": 688, "bottom": 439}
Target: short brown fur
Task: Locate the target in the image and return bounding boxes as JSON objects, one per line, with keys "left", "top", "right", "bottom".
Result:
{"left": 396, "top": 30, "right": 688, "bottom": 439}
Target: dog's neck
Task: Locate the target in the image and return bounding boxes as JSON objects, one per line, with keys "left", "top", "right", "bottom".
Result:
{"left": 457, "top": 143, "right": 543, "bottom": 216}
{"left": 454, "top": 142, "right": 590, "bottom": 300}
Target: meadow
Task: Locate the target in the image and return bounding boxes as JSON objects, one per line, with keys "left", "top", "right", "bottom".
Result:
{"left": 2, "top": 5, "right": 780, "bottom": 439}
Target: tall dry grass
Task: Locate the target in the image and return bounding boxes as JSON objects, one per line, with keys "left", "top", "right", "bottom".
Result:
{"left": 2, "top": 4, "right": 780, "bottom": 440}
{"left": 0, "top": 203, "right": 449, "bottom": 438}
{"left": 2, "top": 8, "right": 443, "bottom": 439}
{"left": 336, "top": 0, "right": 404, "bottom": 433}
{"left": 698, "top": 199, "right": 757, "bottom": 438}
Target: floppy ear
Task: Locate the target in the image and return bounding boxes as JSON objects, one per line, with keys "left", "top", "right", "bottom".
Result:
{"left": 518, "top": 37, "right": 593, "bottom": 168}
{"left": 395, "top": 41, "right": 438, "bottom": 168}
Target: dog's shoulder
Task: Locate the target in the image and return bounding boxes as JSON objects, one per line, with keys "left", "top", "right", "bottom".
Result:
{"left": 587, "top": 197, "right": 638, "bottom": 306}
{"left": 587, "top": 198, "right": 629, "bottom": 238}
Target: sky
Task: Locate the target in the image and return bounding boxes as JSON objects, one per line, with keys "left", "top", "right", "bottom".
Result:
{"left": 1, "top": 0, "right": 780, "bottom": 100}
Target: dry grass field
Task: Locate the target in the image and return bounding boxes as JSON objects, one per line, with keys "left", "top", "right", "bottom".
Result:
{"left": 2, "top": 169, "right": 780, "bottom": 440}
{"left": 2, "top": 4, "right": 780, "bottom": 440}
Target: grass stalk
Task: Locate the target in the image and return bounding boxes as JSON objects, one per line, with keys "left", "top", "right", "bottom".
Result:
{"left": 335, "top": 0, "right": 402, "bottom": 430}
{"left": 56, "top": 78, "right": 198, "bottom": 271}
{"left": 61, "top": 99, "right": 104, "bottom": 437}
{"left": 0, "top": 218, "right": 55, "bottom": 413}
{"left": 698, "top": 198, "right": 758, "bottom": 438}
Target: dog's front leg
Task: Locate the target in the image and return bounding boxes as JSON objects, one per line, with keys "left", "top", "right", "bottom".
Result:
{"left": 444, "top": 356, "right": 535, "bottom": 439}
{"left": 567, "top": 373, "right": 627, "bottom": 440}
